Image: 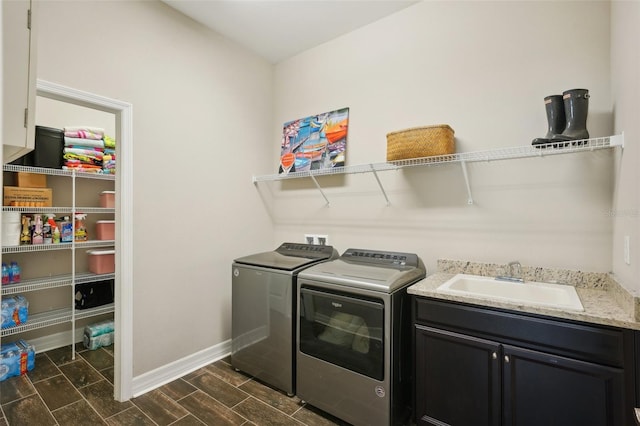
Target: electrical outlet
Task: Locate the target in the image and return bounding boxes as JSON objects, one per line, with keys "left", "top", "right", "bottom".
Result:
{"left": 624, "top": 235, "right": 630, "bottom": 265}
{"left": 303, "top": 234, "right": 329, "bottom": 245}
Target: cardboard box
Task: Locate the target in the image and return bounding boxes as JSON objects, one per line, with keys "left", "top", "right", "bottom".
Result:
{"left": 16, "top": 172, "right": 47, "bottom": 188}
{"left": 3, "top": 187, "right": 52, "bottom": 207}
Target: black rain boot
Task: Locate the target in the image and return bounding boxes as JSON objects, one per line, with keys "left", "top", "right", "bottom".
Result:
{"left": 551, "top": 88, "right": 590, "bottom": 143}
{"left": 532, "top": 94, "right": 566, "bottom": 147}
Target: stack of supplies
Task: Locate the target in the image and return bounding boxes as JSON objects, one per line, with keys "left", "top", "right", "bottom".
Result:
{"left": 103, "top": 135, "right": 116, "bottom": 174}
{"left": 83, "top": 319, "right": 114, "bottom": 350}
{"left": 63, "top": 126, "right": 105, "bottom": 173}
{"left": 0, "top": 340, "right": 35, "bottom": 381}
{"left": 62, "top": 127, "right": 115, "bottom": 174}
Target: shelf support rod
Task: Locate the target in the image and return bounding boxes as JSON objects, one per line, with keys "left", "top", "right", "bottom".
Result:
{"left": 460, "top": 160, "right": 474, "bottom": 205}
{"left": 309, "top": 174, "right": 330, "bottom": 206}
{"left": 370, "top": 165, "right": 391, "bottom": 206}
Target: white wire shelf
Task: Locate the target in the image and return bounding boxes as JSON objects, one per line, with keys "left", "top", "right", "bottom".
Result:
{"left": 2, "top": 240, "right": 115, "bottom": 254}
{"left": 1, "top": 272, "right": 115, "bottom": 295}
{"left": 3, "top": 164, "right": 115, "bottom": 181}
{"left": 253, "top": 135, "right": 624, "bottom": 205}
{"left": 2, "top": 206, "right": 115, "bottom": 215}
{"left": 1, "top": 303, "right": 114, "bottom": 337}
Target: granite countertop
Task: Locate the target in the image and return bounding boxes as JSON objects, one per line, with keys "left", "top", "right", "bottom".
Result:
{"left": 408, "top": 259, "right": 640, "bottom": 331}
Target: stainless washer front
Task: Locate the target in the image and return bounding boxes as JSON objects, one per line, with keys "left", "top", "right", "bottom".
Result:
{"left": 231, "top": 243, "right": 337, "bottom": 395}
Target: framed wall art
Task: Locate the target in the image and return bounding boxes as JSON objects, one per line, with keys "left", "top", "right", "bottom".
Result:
{"left": 279, "top": 107, "right": 349, "bottom": 174}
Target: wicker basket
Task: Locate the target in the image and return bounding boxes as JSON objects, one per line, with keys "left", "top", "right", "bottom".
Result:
{"left": 386, "top": 124, "right": 455, "bottom": 161}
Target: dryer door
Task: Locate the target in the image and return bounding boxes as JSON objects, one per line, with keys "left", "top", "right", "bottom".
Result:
{"left": 299, "top": 285, "right": 384, "bottom": 380}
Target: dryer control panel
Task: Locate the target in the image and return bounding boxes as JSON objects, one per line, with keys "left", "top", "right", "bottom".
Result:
{"left": 341, "top": 248, "right": 420, "bottom": 268}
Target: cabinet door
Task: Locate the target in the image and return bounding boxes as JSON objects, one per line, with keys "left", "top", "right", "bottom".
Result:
{"left": 415, "top": 324, "right": 501, "bottom": 426}
{"left": 503, "top": 345, "right": 625, "bottom": 426}
{"left": 2, "top": 0, "right": 37, "bottom": 163}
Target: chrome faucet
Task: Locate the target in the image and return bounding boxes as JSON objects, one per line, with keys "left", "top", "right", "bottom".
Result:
{"left": 496, "top": 261, "right": 524, "bottom": 283}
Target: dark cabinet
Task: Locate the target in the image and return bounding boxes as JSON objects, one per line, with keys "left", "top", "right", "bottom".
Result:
{"left": 503, "top": 345, "right": 625, "bottom": 426}
{"left": 414, "top": 297, "right": 635, "bottom": 426}
{"left": 415, "top": 325, "right": 501, "bottom": 426}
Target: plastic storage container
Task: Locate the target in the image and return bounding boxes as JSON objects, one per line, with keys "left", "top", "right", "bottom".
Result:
{"left": 100, "top": 191, "right": 115, "bottom": 208}
{"left": 95, "top": 220, "right": 115, "bottom": 240}
{"left": 88, "top": 250, "right": 115, "bottom": 274}
{"left": 11, "top": 126, "right": 64, "bottom": 168}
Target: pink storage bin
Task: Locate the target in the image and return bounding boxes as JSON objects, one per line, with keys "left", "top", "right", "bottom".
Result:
{"left": 88, "top": 250, "right": 115, "bottom": 274}
{"left": 96, "top": 220, "right": 115, "bottom": 240}
{"left": 100, "top": 191, "right": 115, "bottom": 208}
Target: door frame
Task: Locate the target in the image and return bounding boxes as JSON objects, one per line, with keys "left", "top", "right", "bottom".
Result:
{"left": 36, "top": 79, "right": 134, "bottom": 401}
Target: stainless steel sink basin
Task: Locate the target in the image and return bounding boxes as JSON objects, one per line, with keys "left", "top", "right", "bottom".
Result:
{"left": 436, "top": 273, "right": 584, "bottom": 311}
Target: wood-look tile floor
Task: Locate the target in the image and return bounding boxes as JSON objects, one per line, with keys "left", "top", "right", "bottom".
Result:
{"left": 0, "top": 344, "right": 349, "bottom": 425}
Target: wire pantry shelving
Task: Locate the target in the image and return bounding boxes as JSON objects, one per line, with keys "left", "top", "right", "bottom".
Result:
{"left": 253, "top": 135, "right": 624, "bottom": 205}
{"left": 1, "top": 272, "right": 115, "bottom": 295}
{"left": 1, "top": 240, "right": 115, "bottom": 254}
{"left": 2, "top": 164, "right": 115, "bottom": 181}
{"left": 1, "top": 303, "right": 115, "bottom": 337}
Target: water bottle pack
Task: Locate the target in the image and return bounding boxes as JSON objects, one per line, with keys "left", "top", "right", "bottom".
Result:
{"left": 1, "top": 262, "right": 21, "bottom": 285}
{"left": 0, "top": 340, "right": 35, "bottom": 381}
{"left": 1, "top": 295, "right": 29, "bottom": 329}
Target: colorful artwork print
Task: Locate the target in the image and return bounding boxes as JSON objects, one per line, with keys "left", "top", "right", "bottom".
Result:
{"left": 279, "top": 107, "right": 348, "bottom": 174}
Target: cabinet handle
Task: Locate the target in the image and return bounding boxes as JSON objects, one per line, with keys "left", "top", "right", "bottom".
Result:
{"left": 504, "top": 355, "right": 510, "bottom": 363}
{"left": 492, "top": 352, "right": 497, "bottom": 360}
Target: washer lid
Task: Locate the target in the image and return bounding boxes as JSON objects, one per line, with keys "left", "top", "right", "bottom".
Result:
{"left": 299, "top": 248, "right": 426, "bottom": 293}
{"left": 234, "top": 242, "right": 337, "bottom": 271}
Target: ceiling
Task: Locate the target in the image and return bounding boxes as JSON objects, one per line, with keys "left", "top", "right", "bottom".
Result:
{"left": 162, "top": 0, "right": 419, "bottom": 63}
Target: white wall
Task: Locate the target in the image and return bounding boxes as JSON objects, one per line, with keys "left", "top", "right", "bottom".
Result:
{"left": 35, "top": 0, "right": 274, "bottom": 376}
{"left": 270, "top": 1, "right": 614, "bottom": 275}
{"left": 611, "top": 0, "right": 640, "bottom": 294}
{"left": 31, "top": 0, "right": 635, "bottom": 383}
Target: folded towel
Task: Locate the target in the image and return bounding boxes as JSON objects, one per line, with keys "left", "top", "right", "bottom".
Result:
{"left": 62, "top": 165, "right": 103, "bottom": 173}
{"left": 64, "top": 126, "right": 104, "bottom": 135}
{"left": 63, "top": 153, "right": 102, "bottom": 166}
{"left": 64, "top": 147, "right": 104, "bottom": 159}
{"left": 103, "top": 135, "right": 116, "bottom": 149}
{"left": 64, "top": 130, "right": 103, "bottom": 140}
{"left": 64, "top": 137, "right": 105, "bottom": 149}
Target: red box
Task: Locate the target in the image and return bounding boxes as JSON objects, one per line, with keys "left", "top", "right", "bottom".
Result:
{"left": 96, "top": 220, "right": 115, "bottom": 240}
{"left": 88, "top": 250, "right": 115, "bottom": 274}
{"left": 100, "top": 191, "right": 115, "bottom": 208}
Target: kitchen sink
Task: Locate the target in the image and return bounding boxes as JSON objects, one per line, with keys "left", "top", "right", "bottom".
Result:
{"left": 436, "top": 273, "right": 584, "bottom": 311}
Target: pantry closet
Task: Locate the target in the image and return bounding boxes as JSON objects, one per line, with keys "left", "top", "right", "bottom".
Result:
{"left": 1, "top": 80, "right": 133, "bottom": 401}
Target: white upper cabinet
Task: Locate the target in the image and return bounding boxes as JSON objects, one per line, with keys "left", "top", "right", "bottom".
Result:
{"left": 2, "top": 0, "right": 37, "bottom": 163}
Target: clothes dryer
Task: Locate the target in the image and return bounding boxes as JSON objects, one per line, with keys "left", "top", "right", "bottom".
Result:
{"left": 296, "top": 248, "right": 426, "bottom": 425}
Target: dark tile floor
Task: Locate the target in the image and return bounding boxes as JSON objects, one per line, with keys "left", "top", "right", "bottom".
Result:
{"left": 0, "top": 344, "right": 349, "bottom": 425}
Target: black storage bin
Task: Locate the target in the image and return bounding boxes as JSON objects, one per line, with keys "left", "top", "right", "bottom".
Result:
{"left": 11, "top": 126, "right": 64, "bottom": 168}
{"left": 75, "top": 280, "right": 114, "bottom": 310}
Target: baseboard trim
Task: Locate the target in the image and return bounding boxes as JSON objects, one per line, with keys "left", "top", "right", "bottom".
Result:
{"left": 29, "top": 329, "right": 85, "bottom": 353}
{"left": 131, "top": 339, "right": 231, "bottom": 397}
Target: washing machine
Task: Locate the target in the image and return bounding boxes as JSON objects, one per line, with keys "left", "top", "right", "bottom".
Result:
{"left": 231, "top": 242, "right": 338, "bottom": 395}
{"left": 296, "top": 248, "right": 426, "bottom": 426}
